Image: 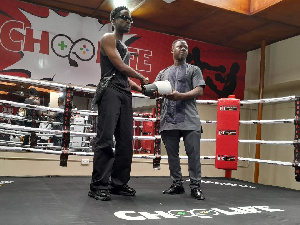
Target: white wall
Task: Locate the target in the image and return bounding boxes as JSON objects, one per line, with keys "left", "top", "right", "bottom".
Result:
{"left": 246, "top": 36, "right": 300, "bottom": 90}
{"left": 242, "top": 35, "right": 300, "bottom": 190}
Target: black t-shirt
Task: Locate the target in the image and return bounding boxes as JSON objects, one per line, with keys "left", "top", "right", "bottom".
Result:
{"left": 24, "top": 98, "right": 35, "bottom": 120}
{"left": 100, "top": 39, "right": 131, "bottom": 94}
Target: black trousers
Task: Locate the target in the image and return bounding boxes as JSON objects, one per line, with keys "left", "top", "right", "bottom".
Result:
{"left": 23, "top": 121, "right": 37, "bottom": 147}
{"left": 161, "top": 129, "right": 202, "bottom": 188}
{"left": 90, "top": 87, "right": 133, "bottom": 190}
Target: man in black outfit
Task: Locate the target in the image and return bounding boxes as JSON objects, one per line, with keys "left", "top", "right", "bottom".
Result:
{"left": 52, "top": 96, "right": 65, "bottom": 147}
{"left": 89, "top": 6, "right": 149, "bottom": 201}
{"left": 22, "top": 88, "right": 40, "bottom": 147}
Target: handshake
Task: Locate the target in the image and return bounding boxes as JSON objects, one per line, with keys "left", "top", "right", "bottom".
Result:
{"left": 142, "top": 80, "right": 173, "bottom": 97}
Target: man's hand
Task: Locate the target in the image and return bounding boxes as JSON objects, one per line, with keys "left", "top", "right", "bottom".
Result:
{"left": 149, "top": 90, "right": 161, "bottom": 99}
{"left": 165, "top": 90, "right": 182, "bottom": 101}
{"left": 141, "top": 76, "right": 149, "bottom": 85}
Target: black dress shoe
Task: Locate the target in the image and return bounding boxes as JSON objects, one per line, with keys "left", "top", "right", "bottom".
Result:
{"left": 163, "top": 183, "right": 185, "bottom": 194}
{"left": 191, "top": 187, "right": 205, "bottom": 200}
{"left": 88, "top": 189, "right": 111, "bottom": 201}
{"left": 110, "top": 184, "right": 136, "bottom": 196}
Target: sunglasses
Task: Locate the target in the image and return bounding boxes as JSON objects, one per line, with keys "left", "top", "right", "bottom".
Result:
{"left": 115, "top": 15, "right": 133, "bottom": 23}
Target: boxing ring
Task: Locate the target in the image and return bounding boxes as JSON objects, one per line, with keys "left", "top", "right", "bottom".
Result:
{"left": 0, "top": 74, "right": 299, "bottom": 181}
{"left": 1, "top": 74, "right": 300, "bottom": 224}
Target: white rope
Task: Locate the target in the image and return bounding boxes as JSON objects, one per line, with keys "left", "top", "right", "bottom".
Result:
{"left": 0, "top": 113, "right": 93, "bottom": 128}
{"left": 0, "top": 74, "right": 67, "bottom": 89}
{"left": 1, "top": 74, "right": 298, "bottom": 104}
{"left": 0, "top": 146, "right": 95, "bottom": 155}
{"left": 0, "top": 140, "right": 23, "bottom": 145}
{"left": 200, "top": 119, "right": 295, "bottom": 124}
{"left": 240, "top": 95, "right": 298, "bottom": 105}
{"left": 238, "top": 157, "right": 295, "bottom": 166}
{"left": 0, "top": 113, "right": 25, "bottom": 121}
{"left": 133, "top": 117, "right": 157, "bottom": 122}
{"left": 239, "top": 119, "right": 294, "bottom": 124}
{"left": 0, "top": 106, "right": 155, "bottom": 126}
{"left": 200, "top": 120, "right": 217, "bottom": 124}
{"left": 0, "top": 140, "right": 92, "bottom": 151}
{"left": 200, "top": 139, "right": 295, "bottom": 145}
{"left": 0, "top": 128, "right": 29, "bottom": 136}
{"left": 200, "top": 138, "right": 217, "bottom": 142}
{"left": 0, "top": 123, "right": 96, "bottom": 137}
{"left": 196, "top": 100, "right": 218, "bottom": 105}
{"left": 196, "top": 96, "right": 299, "bottom": 105}
{"left": 71, "top": 109, "right": 97, "bottom": 116}
{"left": 0, "top": 74, "right": 149, "bottom": 98}
{"left": 0, "top": 145, "right": 296, "bottom": 167}
{"left": 238, "top": 140, "right": 294, "bottom": 145}
{"left": 1, "top": 74, "right": 299, "bottom": 168}
{"left": 132, "top": 155, "right": 216, "bottom": 160}
{"left": 0, "top": 121, "right": 296, "bottom": 144}
{"left": 0, "top": 122, "right": 162, "bottom": 141}
{"left": 0, "top": 99, "right": 63, "bottom": 113}
{"left": 1, "top": 110, "right": 294, "bottom": 126}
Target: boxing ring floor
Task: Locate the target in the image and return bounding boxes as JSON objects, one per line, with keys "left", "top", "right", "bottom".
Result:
{"left": 0, "top": 176, "right": 299, "bottom": 225}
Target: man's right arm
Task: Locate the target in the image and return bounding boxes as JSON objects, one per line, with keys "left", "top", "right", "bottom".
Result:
{"left": 101, "top": 34, "right": 148, "bottom": 84}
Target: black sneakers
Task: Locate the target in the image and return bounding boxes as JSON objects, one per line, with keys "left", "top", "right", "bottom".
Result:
{"left": 163, "top": 183, "right": 205, "bottom": 200}
{"left": 191, "top": 187, "right": 205, "bottom": 200}
{"left": 163, "top": 183, "right": 185, "bottom": 194}
{"left": 88, "top": 189, "right": 111, "bottom": 201}
{"left": 89, "top": 184, "right": 136, "bottom": 201}
{"left": 110, "top": 184, "right": 136, "bottom": 196}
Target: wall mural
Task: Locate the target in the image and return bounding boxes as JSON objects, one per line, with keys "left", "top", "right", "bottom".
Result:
{"left": 0, "top": 0, "right": 246, "bottom": 100}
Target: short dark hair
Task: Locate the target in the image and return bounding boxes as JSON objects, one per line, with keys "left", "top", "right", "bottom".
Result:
{"left": 58, "top": 96, "right": 65, "bottom": 104}
{"left": 172, "top": 39, "right": 187, "bottom": 50}
{"left": 29, "top": 88, "right": 39, "bottom": 97}
{"left": 110, "top": 6, "right": 129, "bottom": 21}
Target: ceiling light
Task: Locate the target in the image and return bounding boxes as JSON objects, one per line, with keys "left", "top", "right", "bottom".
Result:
{"left": 113, "top": 0, "right": 146, "bottom": 12}
{"left": 163, "top": 0, "right": 176, "bottom": 3}
{"left": 113, "top": 0, "right": 127, "bottom": 8}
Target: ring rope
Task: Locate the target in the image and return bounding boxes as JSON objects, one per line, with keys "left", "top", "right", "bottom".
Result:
{"left": 0, "top": 99, "right": 63, "bottom": 113}
{"left": 1, "top": 98, "right": 297, "bottom": 126}
{"left": 200, "top": 119, "right": 295, "bottom": 124}
{"left": 1, "top": 120, "right": 296, "bottom": 145}
{"left": 0, "top": 129, "right": 29, "bottom": 136}
{"left": 0, "top": 113, "right": 92, "bottom": 127}
{"left": 1, "top": 75, "right": 297, "bottom": 104}
{"left": 240, "top": 96, "right": 299, "bottom": 105}
{"left": 238, "top": 157, "right": 299, "bottom": 167}
{"left": 1, "top": 74, "right": 299, "bottom": 171}
{"left": 0, "top": 123, "right": 95, "bottom": 137}
{"left": 1, "top": 144, "right": 297, "bottom": 168}
{"left": 196, "top": 95, "right": 299, "bottom": 105}
{"left": 0, "top": 122, "right": 159, "bottom": 141}
{"left": 0, "top": 74, "right": 148, "bottom": 99}
{"left": 0, "top": 112, "right": 295, "bottom": 126}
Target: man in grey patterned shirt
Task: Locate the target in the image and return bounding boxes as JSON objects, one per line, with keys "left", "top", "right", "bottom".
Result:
{"left": 154, "top": 39, "right": 206, "bottom": 200}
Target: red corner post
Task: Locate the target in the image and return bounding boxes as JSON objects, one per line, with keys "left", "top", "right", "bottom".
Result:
{"left": 215, "top": 95, "right": 240, "bottom": 178}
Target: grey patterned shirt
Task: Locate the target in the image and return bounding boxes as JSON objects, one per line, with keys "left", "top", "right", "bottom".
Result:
{"left": 155, "top": 63, "right": 205, "bottom": 132}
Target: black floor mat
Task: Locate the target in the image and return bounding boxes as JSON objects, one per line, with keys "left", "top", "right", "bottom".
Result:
{"left": 0, "top": 176, "right": 299, "bottom": 225}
